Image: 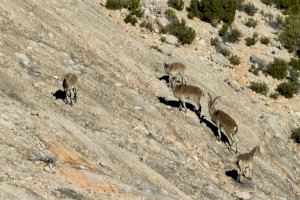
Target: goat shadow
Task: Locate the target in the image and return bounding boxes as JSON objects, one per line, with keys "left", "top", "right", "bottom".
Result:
{"left": 157, "top": 96, "right": 199, "bottom": 115}
{"left": 225, "top": 169, "right": 239, "bottom": 181}
{"left": 157, "top": 75, "right": 170, "bottom": 85}
{"left": 52, "top": 89, "right": 68, "bottom": 104}
{"left": 199, "top": 115, "right": 229, "bottom": 145}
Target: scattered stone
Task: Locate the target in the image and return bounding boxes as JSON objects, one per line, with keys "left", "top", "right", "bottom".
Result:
{"left": 159, "top": 47, "right": 172, "bottom": 56}
{"left": 270, "top": 38, "right": 283, "bottom": 49}
{"left": 115, "top": 82, "right": 123, "bottom": 87}
{"left": 32, "top": 82, "right": 44, "bottom": 88}
{"left": 250, "top": 55, "right": 267, "bottom": 70}
{"left": 197, "top": 148, "right": 203, "bottom": 157}
{"left": 201, "top": 161, "right": 209, "bottom": 168}
{"left": 22, "top": 148, "right": 57, "bottom": 164}
{"left": 268, "top": 47, "right": 280, "bottom": 55}
{"left": 225, "top": 78, "right": 241, "bottom": 91}
{"left": 15, "top": 52, "right": 30, "bottom": 66}
{"left": 233, "top": 191, "right": 251, "bottom": 200}
{"left": 163, "top": 35, "right": 178, "bottom": 45}
{"left": 211, "top": 53, "right": 231, "bottom": 67}
{"left": 54, "top": 188, "right": 85, "bottom": 200}
{"left": 120, "top": 9, "right": 129, "bottom": 17}
{"left": 156, "top": 17, "right": 169, "bottom": 28}
{"left": 262, "top": 114, "right": 280, "bottom": 137}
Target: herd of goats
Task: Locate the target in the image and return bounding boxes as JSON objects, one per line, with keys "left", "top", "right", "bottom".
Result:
{"left": 60, "top": 62, "right": 260, "bottom": 182}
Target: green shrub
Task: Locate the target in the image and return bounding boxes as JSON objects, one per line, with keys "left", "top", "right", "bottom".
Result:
{"left": 128, "top": 0, "right": 140, "bottom": 10}
{"left": 168, "top": 0, "right": 184, "bottom": 11}
{"left": 222, "top": 27, "right": 242, "bottom": 43}
{"left": 210, "top": 37, "right": 220, "bottom": 47}
{"left": 245, "top": 33, "right": 258, "bottom": 46}
{"left": 219, "top": 46, "right": 231, "bottom": 57}
{"left": 249, "top": 65, "right": 260, "bottom": 75}
{"left": 229, "top": 55, "right": 241, "bottom": 65}
{"left": 245, "top": 18, "right": 258, "bottom": 28}
{"left": 199, "top": 0, "right": 237, "bottom": 25}
{"left": 219, "top": 24, "right": 229, "bottom": 36}
{"left": 289, "top": 57, "right": 300, "bottom": 71}
{"left": 269, "top": 92, "right": 279, "bottom": 99}
{"left": 279, "top": 14, "right": 300, "bottom": 52}
{"left": 187, "top": 0, "right": 201, "bottom": 19}
{"left": 261, "top": 0, "right": 275, "bottom": 6}
{"left": 105, "top": 0, "right": 140, "bottom": 10}
{"left": 276, "top": 81, "right": 299, "bottom": 98}
{"left": 291, "top": 128, "right": 300, "bottom": 143}
{"left": 140, "top": 20, "right": 153, "bottom": 31}
{"left": 131, "top": 7, "right": 144, "bottom": 18}
{"left": 237, "top": 0, "right": 245, "bottom": 11}
{"left": 164, "top": 19, "right": 196, "bottom": 45}
{"left": 266, "top": 58, "right": 289, "bottom": 79}
{"left": 106, "top": 0, "right": 129, "bottom": 9}
{"left": 124, "top": 13, "right": 138, "bottom": 25}
{"left": 243, "top": 2, "right": 258, "bottom": 16}
{"left": 249, "top": 82, "right": 269, "bottom": 95}
{"left": 267, "top": 14, "right": 284, "bottom": 29}
{"left": 260, "top": 36, "right": 270, "bottom": 45}
{"left": 165, "top": 8, "right": 178, "bottom": 22}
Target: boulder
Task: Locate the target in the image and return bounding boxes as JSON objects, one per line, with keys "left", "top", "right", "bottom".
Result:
{"left": 156, "top": 17, "right": 169, "bottom": 28}
{"left": 164, "top": 35, "right": 178, "bottom": 45}
{"left": 211, "top": 53, "right": 231, "bottom": 66}
{"left": 234, "top": 191, "right": 251, "bottom": 200}
{"left": 250, "top": 55, "right": 267, "bottom": 69}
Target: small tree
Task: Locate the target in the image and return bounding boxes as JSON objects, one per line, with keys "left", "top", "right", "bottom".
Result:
{"left": 249, "top": 82, "right": 269, "bottom": 95}
{"left": 164, "top": 19, "right": 196, "bottom": 45}
{"left": 187, "top": 0, "right": 201, "bottom": 18}
{"left": 289, "top": 57, "right": 300, "bottom": 71}
{"left": 266, "top": 58, "right": 289, "bottom": 79}
{"left": 245, "top": 33, "right": 258, "bottom": 46}
{"left": 245, "top": 18, "right": 258, "bottom": 28}
{"left": 222, "top": 27, "right": 242, "bottom": 43}
{"left": 229, "top": 55, "right": 241, "bottom": 65}
{"left": 291, "top": 128, "right": 300, "bottom": 143}
{"left": 200, "top": 0, "right": 237, "bottom": 25}
{"left": 168, "top": 0, "right": 185, "bottom": 11}
{"left": 260, "top": 36, "right": 270, "bottom": 45}
{"left": 243, "top": 2, "right": 258, "bottom": 16}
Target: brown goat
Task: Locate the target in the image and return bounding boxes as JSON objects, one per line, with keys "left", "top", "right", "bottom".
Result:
{"left": 63, "top": 73, "right": 78, "bottom": 106}
{"left": 170, "top": 77, "right": 204, "bottom": 115}
{"left": 236, "top": 145, "right": 260, "bottom": 182}
{"left": 208, "top": 93, "right": 238, "bottom": 153}
{"left": 164, "top": 62, "right": 186, "bottom": 85}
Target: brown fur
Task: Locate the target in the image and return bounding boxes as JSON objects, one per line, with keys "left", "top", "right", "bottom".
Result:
{"left": 164, "top": 62, "right": 186, "bottom": 84}
{"left": 63, "top": 73, "right": 78, "bottom": 106}
{"left": 236, "top": 145, "right": 260, "bottom": 181}
{"left": 208, "top": 93, "right": 238, "bottom": 153}
{"left": 171, "top": 77, "right": 203, "bottom": 115}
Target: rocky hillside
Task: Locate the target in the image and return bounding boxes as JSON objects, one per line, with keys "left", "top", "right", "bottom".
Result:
{"left": 0, "top": 0, "right": 299, "bottom": 199}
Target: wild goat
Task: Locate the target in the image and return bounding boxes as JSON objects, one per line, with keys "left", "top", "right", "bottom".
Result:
{"left": 164, "top": 62, "right": 186, "bottom": 85}
{"left": 63, "top": 73, "right": 78, "bottom": 106}
{"left": 208, "top": 93, "right": 238, "bottom": 153}
{"left": 236, "top": 145, "right": 260, "bottom": 182}
{"left": 170, "top": 77, "right": 203, "bottom": 115}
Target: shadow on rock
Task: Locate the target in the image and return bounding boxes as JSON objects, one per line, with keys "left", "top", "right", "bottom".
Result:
{"left": 199, "top": 116, "right": 229, "bottom": 145}
{"left": 53, "top": 90, "right": 66, "bottom": 101}
{"left": 157, "top": 96, "right": 196, "bottom": 113}
{"left": 157, "top": 75, "right": 170, "bottom": 85}
{"left": 225, "top": 169, "right": 239, "bottom": 181}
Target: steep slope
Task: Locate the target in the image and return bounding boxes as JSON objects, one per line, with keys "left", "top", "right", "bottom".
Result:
{"left": 0, "top": 0, "right": 299, "bottom": 199}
